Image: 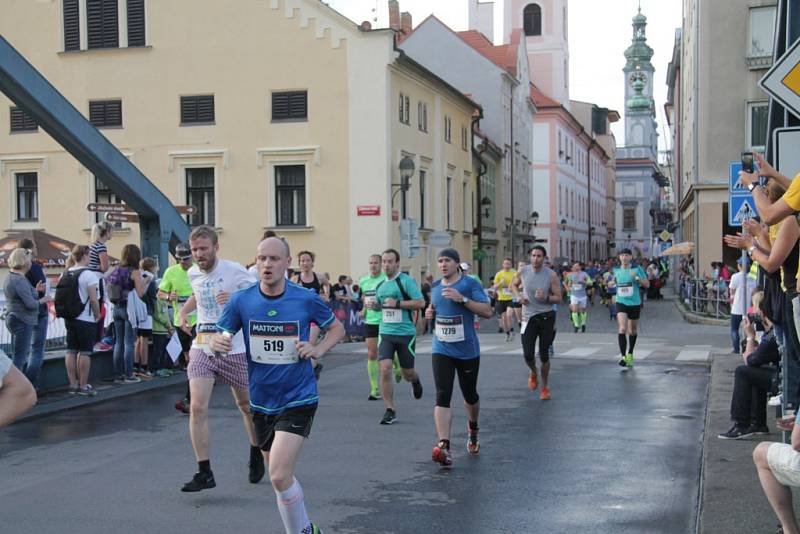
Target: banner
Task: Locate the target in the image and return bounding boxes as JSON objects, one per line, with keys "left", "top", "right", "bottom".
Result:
{"left": 329, "top": 300, "right": 365, "bottom": 339}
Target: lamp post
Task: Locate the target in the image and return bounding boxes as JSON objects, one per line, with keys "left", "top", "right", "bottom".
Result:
{"left": 560, "top": 218, "right": 567, "bottom": 258}
{"left": 531, "top": 211, "right": 539, "bottom": 227}
{"left": 392, "top": 155, "right": 415, "bottom": 208}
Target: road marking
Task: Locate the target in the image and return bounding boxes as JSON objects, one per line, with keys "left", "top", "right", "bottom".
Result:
{"left": 676, "top": 350, "right": 710, "bottom": 361}
{"left": 562, "top": 347, "right": 600, "bottom": 357}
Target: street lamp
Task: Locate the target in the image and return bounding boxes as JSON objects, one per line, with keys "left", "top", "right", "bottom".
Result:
{"left": 391, "top": 155, "right": 415, "bottom": 206}
{"left": 560, "top": 218, "right": 567, "bottom": 232}
{"left": 530, "top": 211, "right": 539, "bottom": 226}
{"left": 481, "top": 196, "right": 492, "bottom": 219}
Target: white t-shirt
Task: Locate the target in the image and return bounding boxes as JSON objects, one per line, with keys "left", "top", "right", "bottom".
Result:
{"left": 188, "top": 259, "right": 256, "bottom": 354}
{"left": 68, "top": 267, "right": 99, "bottom": 323}
{"left": 730, "top": 271, "right": 756, "bottom": 316}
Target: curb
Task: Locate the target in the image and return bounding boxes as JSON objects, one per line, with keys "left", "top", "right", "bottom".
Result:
{"left": 674, "top": 300, "right": 728, "bottom": 327}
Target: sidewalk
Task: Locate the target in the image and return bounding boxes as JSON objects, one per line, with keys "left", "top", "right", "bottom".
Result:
{"left": 698, "top": 351, "right": 800, "bottom": 533}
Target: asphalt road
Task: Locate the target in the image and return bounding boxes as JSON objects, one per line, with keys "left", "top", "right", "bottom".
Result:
{"left": 0, "top": 298, "right": 714, "bottom": 534}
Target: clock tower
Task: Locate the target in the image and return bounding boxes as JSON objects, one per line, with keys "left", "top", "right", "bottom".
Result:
{"left": 623, "top": 7, "right": 657, "bottom": 158}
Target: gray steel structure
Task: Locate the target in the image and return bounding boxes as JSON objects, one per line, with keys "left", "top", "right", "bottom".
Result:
{"left": 0, "top": 36, "right": 188, "bottom": 272}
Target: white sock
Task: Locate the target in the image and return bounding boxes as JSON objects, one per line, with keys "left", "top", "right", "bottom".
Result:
{"left": 275, "top": 477, "right": 311, "bottom": 534}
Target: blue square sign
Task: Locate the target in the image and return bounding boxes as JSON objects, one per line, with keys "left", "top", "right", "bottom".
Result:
{"left": 729, "top": 195, "right": 759, "bottom": 226}
{"left": 729, "top": 161, "right": 747, "bottom": 194}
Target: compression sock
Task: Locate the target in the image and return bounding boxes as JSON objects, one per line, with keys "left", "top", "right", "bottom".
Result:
{"left": 618, "top": 334, "right": 627, "bottom": 356}
{"left": 367, "top": 359, "right": 380, "bottom": 394}
{"left": 276, "top": 477, "right": 311, "bottom": 534}
{"left": 571, "top": 312, "right": 579, "bottom": 327}
{"left": 628, "top": 334, "right": 638, "bottom": 355}
{"left": 580, "top": 312, "right": 587, "bottom": 326}
{"left": 198, "top": 460, "right": 211, "bottom": 474}
{"left": 468, "top": 420, "right": 479, "bottom": 431}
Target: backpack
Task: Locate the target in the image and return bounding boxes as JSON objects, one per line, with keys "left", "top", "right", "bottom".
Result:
{"left": 55, "top": 268, "right": 89, "bottom": 320}
{"left": 377, "top": 273, "right": 419, "bottom": 323}
{"left": 106, "top": 267, "right": 132, "bottom": 305}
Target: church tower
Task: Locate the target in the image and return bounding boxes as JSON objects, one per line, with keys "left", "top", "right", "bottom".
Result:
{"left": 622, "top": 7, "right": 658, "bottom": 158}
{"left": 502, "top": 0, "right": 570, "bottom": 107}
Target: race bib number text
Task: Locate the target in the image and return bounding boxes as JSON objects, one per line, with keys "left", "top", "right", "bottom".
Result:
{"left": 249, "top": 321, "right": 299, "bottom": 364}
{"left": 618, "top": 284, "right": 634, "bottom": 298}
{"left": 382, "top": 308, "right": 403, "bottom": 324}
{"left": 436, "top": 315, "right": 465, "bottom": 343}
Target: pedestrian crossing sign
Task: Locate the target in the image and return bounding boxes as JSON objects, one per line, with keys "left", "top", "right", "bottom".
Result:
{"left": 729, "top": 161, "right": 746, "bottom": 193}
{"left": 729, "top": 195, "right": 759, "bottom": 226}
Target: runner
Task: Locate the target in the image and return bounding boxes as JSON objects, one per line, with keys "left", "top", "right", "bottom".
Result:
{"left": 370, "top": 248, "right": 426, "bottom": 425}
{"left": 601, "top": 265, "right": 618, "bottom": 320}
{"left": 210, "top": 236, "right": 345, "bottom": 534}
{"left": 491, "top": 258, "right": 516, "bottom": 341}
{"left": 358, "top": 254, "right": 387, "bottom": 400}
{"left": 613, "top": 248, "right": 649, "bottom": 369}
{"left": 425, "top": 249, "right": 492, "bottom": 467}
{"left": 511, "top": 246, "right": 562, "bottom": 401}
{"left": 158, "top": 243, "right": 195, "bottom": 414}
{"left": 175, "top": 226, "right": 264, "bottom": 492}
{"left": 565, "top": 262, "right": 590, "bottom": 333}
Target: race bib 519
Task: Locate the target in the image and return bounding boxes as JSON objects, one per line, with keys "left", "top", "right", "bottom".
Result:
{"left": 248, "top": 320, "right": 299, "bottom": 365}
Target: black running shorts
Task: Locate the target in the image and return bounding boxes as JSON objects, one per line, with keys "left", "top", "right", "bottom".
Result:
{"left": 378, "top": 334, "right": 416, "bottom": 369}
{"left": 364, "top": 323, "right": 379, "bottom": 339}
{"left": 252, "top": 404, "right": 317, "bottom": 452}
{"left": 616, "top": 303, "right": 641, "bottom": 320}
{"left": 495, "top": 300, "right": 512, "bottom": 315}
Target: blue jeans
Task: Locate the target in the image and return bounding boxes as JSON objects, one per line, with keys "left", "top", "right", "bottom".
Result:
{"left": 730, "top": 314, "right": 743, "bottom": 354}
{"left": 6, "top": 315, "right": 34, "bottom": 377}
{"left": 150, "top": 333, "right": 169, "bottom": 372}
{"left": 113, "top": 307, "right": 136, "bottom": 378}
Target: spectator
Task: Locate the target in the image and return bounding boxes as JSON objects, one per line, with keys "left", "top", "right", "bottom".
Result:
{"left": 332, "top": 275, "right": 350, "bottom": 302}
{"left": 753, "top": 415, "right": 800, "bottom": 534}
{"left": 132, "top": 257, "right": 157, "bottom": 377}
{"left": 729, "top": 257, "right": 757, "bottom": 354}
{"left": 718, "top": 294, "right": 778, "bottom": 439}
{"left": 3, "top": 249, "right": 44, "bottom": 384}
{"left": 62, "top": 245, "right": 101, "bottom": 396}
{"left": 150, "top": 271, "right": 173, "bottom": 377}
{"left": 88, "top": 221, "right": 113, "bottom": 346}
{"left": 17, "top": 238, "right": 50, "bottom": 392}
{"left": 107, "top": 244, "right": 147, "bottom": 384}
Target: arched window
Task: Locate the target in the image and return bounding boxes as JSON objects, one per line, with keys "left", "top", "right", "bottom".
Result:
{"left": 523, "top": 4, "right": 542, "bottom": 36}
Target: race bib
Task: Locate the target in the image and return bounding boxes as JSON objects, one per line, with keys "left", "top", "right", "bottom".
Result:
{"left": 194, "top": 323, "right": 216, "bottom": 354}
{"left": 618, "top": 284, "right": 634, "bottom": 298}
{"left": 436, "top": 315, "right": 465, "bottom": 343}
{"left": 572, "top": 283, "right": 583, "bottom": 292}
{"left": 249, "top": 321, "right": 299, "bottom": 365}
{"left": 498, "top": 288, "right": 511, "bottom": 299}
{"left": 382, "top": 308, "right": 403, "bottom": 324}
{"left": 364, "top": 291, "right": 377, "bottom": 309}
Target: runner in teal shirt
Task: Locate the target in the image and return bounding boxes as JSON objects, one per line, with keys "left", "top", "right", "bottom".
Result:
{"left": 612, "top": 249, "right": 650, "bottom": 369}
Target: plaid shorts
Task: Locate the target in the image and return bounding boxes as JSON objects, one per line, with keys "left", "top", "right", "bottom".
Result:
{"left": 187, "top": 349, "right": 249, "bottom": 390}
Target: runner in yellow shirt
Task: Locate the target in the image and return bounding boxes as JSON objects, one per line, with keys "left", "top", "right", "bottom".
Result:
{"left": 492, "top": 258, "right": 517, "bottom": 341}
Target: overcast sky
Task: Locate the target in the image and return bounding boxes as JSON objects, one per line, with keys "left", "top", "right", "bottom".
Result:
{"left": 325, "top": 0, "right": 682, "bottom": 152}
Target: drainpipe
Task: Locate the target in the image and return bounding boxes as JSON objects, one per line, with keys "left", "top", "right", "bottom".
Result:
{"left": 692, "top": 0, "right": 700, "bottom": 276}
{"left": 587, "top": 135, "right": 596, "bottom": 262}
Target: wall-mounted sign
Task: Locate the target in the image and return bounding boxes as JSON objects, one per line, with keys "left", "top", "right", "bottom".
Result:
{"left": 357, "top": 205, "right": 381, "bottom": 216}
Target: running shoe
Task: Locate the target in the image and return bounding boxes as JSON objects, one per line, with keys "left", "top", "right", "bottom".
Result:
{"left": 69, "top": 386, "right": 79, "bottom": 395}
{"left": 624, "top": 353, "right": 634, "bottom": 368}
{"left": 412, "top": 379, "right": 423, "bottom": 399}
{"left": 380, "top": 408, "right": 397, "bottom": 425}
{"left": 618, "top": 357, "right": 627, "bottom": 367}
{"left": 248, "top": 447, "right": 265, "bottom": 484}
{"left": 175, "top": 397, "right": 190, "bottom": 415}
{"left": 181, "top": 470, "right": 216, "bottom": 492}
{"left": 77, "top": 385, "right": 98, "bottom": 397}
{"left": 528, "top": 372, "right": 538, "bottom": 391}
{"left": 367, "top": 393, "right": 381, "bottom": 401}
{"left": 432, "top": 441, "right": 453, "bottom": 467}
{"left": 768, "top": 394, "right": 783, "bottom": 407}
{"left": 540, "top": 387, "right": 551, "bottom": 401}
{"left": 574, "top": 326, "right": 579, "bottom": 333}
{"left": 467, "top": 427, "right": 480, "bottom": 455}
{"left": 581, "top": 325, "right": 586, "bottom": 333}
{"left": 717, "top": 425, "right": 754, "bottom": 440}
{"left": 303, "top": 523, "right": 323, "bottom": 534}
{"left": 123, "top": 375, "right": 141, "bottom": 384}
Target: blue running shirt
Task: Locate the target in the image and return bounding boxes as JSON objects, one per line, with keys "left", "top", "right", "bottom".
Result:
{"left": 217, "top": 281, "right": 335, "bottom": 415}
{"left": 430, "top": 275, "right": 489, "bottom": 359}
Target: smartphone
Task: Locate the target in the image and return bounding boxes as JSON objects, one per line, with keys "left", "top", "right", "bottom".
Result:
{"left": 741, "top": 152, "right": 755, "bottom": 174}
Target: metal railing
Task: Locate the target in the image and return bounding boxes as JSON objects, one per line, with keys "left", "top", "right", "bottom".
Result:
{"left": 679, "top": 277, "right": 731, "bottom": 319}
{"left": 1, "top": 302, "right": 113, "bottom": 354}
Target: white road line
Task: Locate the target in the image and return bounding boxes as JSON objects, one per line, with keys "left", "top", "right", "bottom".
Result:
{"left": 632, "top": 349, "right": 653, "bottom": 359}
{"left": 676, "top": 350, "right": 710, "bottom": 361}
{"left": 562, "top": 347, "right": 601, "bottom": 357}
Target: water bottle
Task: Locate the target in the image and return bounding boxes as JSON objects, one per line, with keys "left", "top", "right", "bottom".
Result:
{"left": 214, "top": 331, "right": 232, "bottom": 358}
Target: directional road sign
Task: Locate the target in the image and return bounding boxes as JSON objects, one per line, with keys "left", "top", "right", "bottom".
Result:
{"left": 760, "top": 37, "right": 800, "bottom": 120}
{"left": 87, "top": 203, "right": 197, "bottom": 215}
{"left": 106, "top": 212, "right": 140, "bottom": 223}
{"left": 729, "top": 195, "right": 759, "bottom": 226}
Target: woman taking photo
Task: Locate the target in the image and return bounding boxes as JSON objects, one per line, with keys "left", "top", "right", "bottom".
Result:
{"left": 3, "top": 248, "right": 45, "bottom": 378}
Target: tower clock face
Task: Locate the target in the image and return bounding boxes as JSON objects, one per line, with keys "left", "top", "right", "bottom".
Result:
{"left": 629, "top": 71, "right": 647, "bottom": 86}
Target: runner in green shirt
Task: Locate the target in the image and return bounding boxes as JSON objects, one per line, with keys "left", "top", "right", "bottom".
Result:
{"left": 358, "top": 254, "right": 387, "bottom": 400}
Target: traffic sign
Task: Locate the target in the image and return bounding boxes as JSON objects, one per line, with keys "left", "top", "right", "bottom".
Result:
{"left": 106, "top": 212, "right": 139, "bottom": 223}
{"left": 428, "top": 231, "right": 452, "bottom": 247}
{"left": 774, "top": 127, "right": 800, "bottom": 176}
{"left": 658, "top": 230, "right": 672, "bottom": 242}
{"left": 760, "top": 37, "right": 800, "bottom": 119}
{"left": 729, "top": 161, "right": 746, "bottom": 193}
{"left": 728, "top": 196, "right": 759, "bottom": 226}
{"left": 87, "top": 202, "right": 129, "bottom": 213}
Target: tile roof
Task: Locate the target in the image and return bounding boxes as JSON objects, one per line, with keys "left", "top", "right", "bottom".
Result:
{"left": 530, "top": 84, "right": 559, "bottom": 108}
{"left": 456, "top": 30, "right": 517, "bottom": 76}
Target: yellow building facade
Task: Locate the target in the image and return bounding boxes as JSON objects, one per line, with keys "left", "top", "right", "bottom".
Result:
{"left": 0, "top": 0, "right": 476, "bottom": 281}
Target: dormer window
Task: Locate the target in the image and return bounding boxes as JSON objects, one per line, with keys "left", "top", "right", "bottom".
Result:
{"left": 523, "top": 4, "right": 542, "bottom": 36}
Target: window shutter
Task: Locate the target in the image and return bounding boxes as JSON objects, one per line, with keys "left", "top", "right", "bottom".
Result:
{"left": 63, "top": 0, "right": 80, "bottom": 51}
{"left": 127, "top": 0, "right": 146, "bottom": 47}
{"left": 10, "top": 107, "right": 38, "bottom": 132}
{"left": 272, "top": 91, "right": 307, "bottom": 120}
{"left": 181, "top": 95, "right": 215, "bottom": 124}
{"left": 89, "top": 100, "right": 122, "bottom": 127}
{"left": 272, "top": 92, "right": 290, "bottom": 120}
{"left": 87, "top": 0, "right": 118, "bottom": 49}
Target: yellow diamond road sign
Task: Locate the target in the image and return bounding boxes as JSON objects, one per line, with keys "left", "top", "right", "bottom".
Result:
{"left": 659, "top": 230, "right": 671, "bottom": 242}
{"left": 761, "top": 38, "right": 800, "bottom": 120}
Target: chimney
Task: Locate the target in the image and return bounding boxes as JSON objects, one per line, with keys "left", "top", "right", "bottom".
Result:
{"left": 388, "top": 0, "right": 400, "bottom": 31}
{"left": 400, "top": 12, "right": 412, "bottom": 36}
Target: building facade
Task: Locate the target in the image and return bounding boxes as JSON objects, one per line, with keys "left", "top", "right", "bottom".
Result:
{"left": 0, "top": 0, "right": 477, "bottom": 280}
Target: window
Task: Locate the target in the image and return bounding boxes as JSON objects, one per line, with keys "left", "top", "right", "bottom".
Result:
{"left": 180, "top": 95, "right": 215, "bottom": 124}
{"left": 747, "top": 101, "right": 769, "bottom": 150}
{"left": 95, "top": 177, "right": 123, "bottom": 226}
{"left": 748, "top": 6, "right": 777, "bottom": 58}
{"left": 63, "top": 0, "right": 80, "bottom": 51}
{"left": 523, "top": 3, "right": 542, "bottom": 36}
{"left": 10, "top": 107, "right": 38, "bottom": 133}
{"left": 87, "top": 0, "right": 119, "bottom": 49}
{"left": 623, "top": 205, "right": 636, "bottom": 231}
{"left": 398, "top": 93, "right": 404, "bottom": 122}
{"left": 15, "top": 172, "right": 38, "bottom": 221}
{"left": 127, "top": 0, "right": 146, "bottom": 47}
{"left": 89, "top": 100, "right": 122, "bottom": 128}
{"left": 558, "top": 131, "right": 562, "bottom": 158}
{"left": 186, "top": 167, "right": 215, "bottom": 226}
{"left": 446, "top": 176, "right": 453, "bottom": 229}
{"left": 419, "top": 169, "right": 426, "bottom": 228}
{"left": 444, "top": 115, "right": 452, "bottom": 143}
{"left": 272, "top": 91, "right": 308, "bottom": 121}
{"left": 461, "top": 126, "right": 469, "bottom": 151}
{"left": 275, "top": 165, "right": 306, "bottom": 227}
{"left": 398, "top": 93, "right": 410, "bottom": 125}
{"left": 463, "top": 182, "right": 470, "bottom": 231}
{"left": 418, "top": 102, "right": 428, "bottom": 132}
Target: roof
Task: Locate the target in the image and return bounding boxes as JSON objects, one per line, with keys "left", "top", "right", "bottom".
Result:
{"left": 456, "top": 29, "right": 518, "bottom": 76}
{"left": 530, "top": 84, "right": 560, "bottom": 108}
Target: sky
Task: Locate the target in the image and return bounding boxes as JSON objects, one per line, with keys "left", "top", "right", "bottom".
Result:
{"left": 325, "top": 0, "right": 682, "bottom": 152}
